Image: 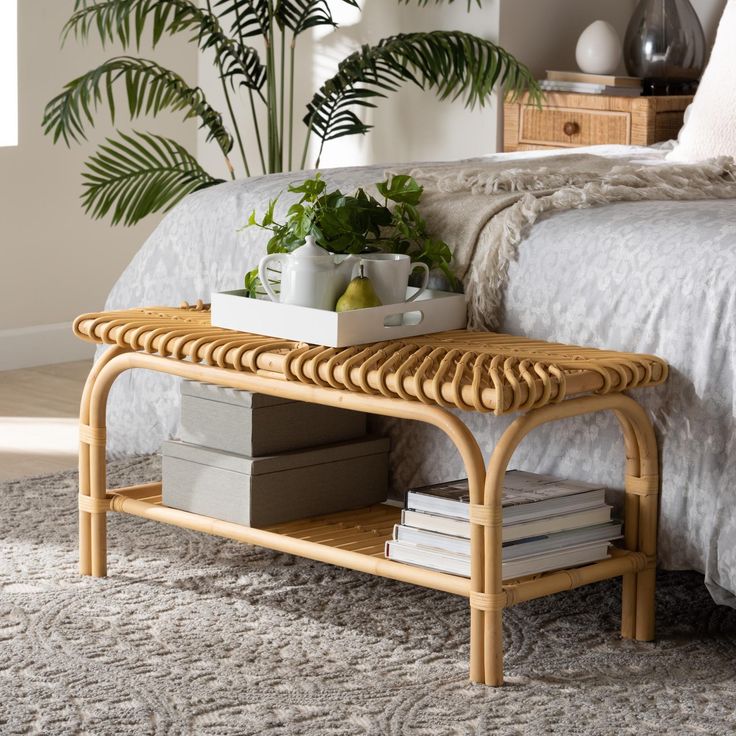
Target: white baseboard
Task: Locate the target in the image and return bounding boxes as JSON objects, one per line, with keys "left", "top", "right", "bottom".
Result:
{"left": 0, "top": 322, "right": 96, "bottom": 371}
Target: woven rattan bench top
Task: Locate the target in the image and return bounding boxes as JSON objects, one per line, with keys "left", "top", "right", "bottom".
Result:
{"left": 73, "top": 303, "right": 667, "bottom": 415}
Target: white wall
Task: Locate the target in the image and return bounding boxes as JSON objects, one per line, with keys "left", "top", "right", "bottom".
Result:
{"left": 0, "top": 0, "right": 196, "bottom": 369}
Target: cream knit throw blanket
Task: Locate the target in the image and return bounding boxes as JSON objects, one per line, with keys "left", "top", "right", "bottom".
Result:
{"left": 404, "top": 153, "right": 736, "bottom": 329}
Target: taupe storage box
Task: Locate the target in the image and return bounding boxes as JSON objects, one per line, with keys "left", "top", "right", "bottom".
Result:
{"left": 162, "top": 436, "right": 389, "bottom": 527}
{"left": 179, "top": 380, "right": 366, "bottom": 456}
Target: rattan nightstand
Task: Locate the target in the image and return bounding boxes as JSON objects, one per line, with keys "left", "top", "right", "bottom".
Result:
{"left": 504, "top": 92, "right": 692, "bottom": 152}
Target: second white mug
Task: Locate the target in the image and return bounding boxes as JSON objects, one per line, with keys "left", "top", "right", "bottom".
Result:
{"left": 358, "top": 253, "right": 429, "bottom": 305}
{"left": 358, "top": 253, "right": 430, "bottom": 326}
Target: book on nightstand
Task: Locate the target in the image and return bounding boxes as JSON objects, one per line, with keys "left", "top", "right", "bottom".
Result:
{"left": 546, "top": 70, "right": 642, "bottom": 88}
{"left": 385, "top": 471, "right": 620, "bottom": 579}
{"left": 540, "top": 71, "right": 643, "bottom": 97}
{"left": 540, "top": 80, "right": 642, "bottom": 97}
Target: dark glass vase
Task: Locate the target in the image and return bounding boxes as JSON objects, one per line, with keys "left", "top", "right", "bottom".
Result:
{"left": 624, "top": 0, "right": 706, "bottom": 95}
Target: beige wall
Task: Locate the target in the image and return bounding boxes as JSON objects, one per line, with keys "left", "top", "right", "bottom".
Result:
{"left": 499, "top": 0, "right": 636, "bottom": 78}
{"left": 0, "top": 0, "right": 196, "bottom": 366}
{"left": 315, "top": 2, "right": 502, "bottom": 167}
{"left": 692, "top": 0, "right": 728, "bottom": 44}
{"left": 197, "top": 1, "right": 502, "bottom": 175}
{"left": 499, "top": 0, "right": 725, "bottom": 81}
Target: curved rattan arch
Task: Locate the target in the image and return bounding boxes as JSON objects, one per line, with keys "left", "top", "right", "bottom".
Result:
{"left": 473, "top": 394, "right": 658, "bottom": 685}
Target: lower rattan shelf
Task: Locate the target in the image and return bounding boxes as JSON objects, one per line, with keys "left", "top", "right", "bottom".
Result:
{"left": 106, "top": 483, "right": 648, "bottom": 605}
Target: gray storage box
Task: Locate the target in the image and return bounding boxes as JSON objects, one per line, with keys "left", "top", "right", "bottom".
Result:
{"left": 162, "top": 436, "right": 389, "bottom": 527}
{"left": 179, "top": 380, "right": 366, "bottom": 456}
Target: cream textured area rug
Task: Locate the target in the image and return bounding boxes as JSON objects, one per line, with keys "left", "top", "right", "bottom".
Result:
{"left": 2, "top": 457, "right": 736, "bottom": 735}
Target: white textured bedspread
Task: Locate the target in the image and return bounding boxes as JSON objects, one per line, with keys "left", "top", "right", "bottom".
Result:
{"left": 101, "top": 145, "right": 736, "bottom": 605}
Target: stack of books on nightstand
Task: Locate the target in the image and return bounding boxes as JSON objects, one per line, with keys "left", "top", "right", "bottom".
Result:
{"left": 540, "top": 70, "right": 642, "bottom": 97}
{"left": 385, "top": 471, "right": 621, "bottom": 579}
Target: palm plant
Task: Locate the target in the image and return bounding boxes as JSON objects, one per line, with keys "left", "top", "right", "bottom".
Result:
{"left": 43, "top": 0, "right": 540, "bottom": 226}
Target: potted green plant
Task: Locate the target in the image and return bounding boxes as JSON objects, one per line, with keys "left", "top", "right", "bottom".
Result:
{"left": 42, "top": 1, "right": 540, "bottom": 226}
{"left": 244, "top": 172, "right": 456, "bottom": 296}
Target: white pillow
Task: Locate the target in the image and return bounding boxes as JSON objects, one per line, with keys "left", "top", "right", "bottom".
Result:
{"left": 666, "top": 0, "right": 736, "bottom": 162}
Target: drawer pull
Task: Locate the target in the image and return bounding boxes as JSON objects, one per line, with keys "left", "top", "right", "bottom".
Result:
{"left": 563, "top": 121, "right": 580, "bottom": 136}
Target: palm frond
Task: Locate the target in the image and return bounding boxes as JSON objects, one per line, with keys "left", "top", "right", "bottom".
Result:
{"left": 81, "top": 131, "right": 223, "bottom": 225}
{"left": 214, "top": 0, "right": 270, "bottom": 39}
{"left": 304, "top": 31, "right": 540, "bottom": 161}
{"left": 42, "top": 56, "right": 233, "bottom": 153}
{"left": 274, "top": 0, "right": 358, "bottom": 35}
{"left": 66, "top": 0, "right": 206, "bottom": 48}
{"left": 63, "top": 0, "right": 266, "bottom": 93}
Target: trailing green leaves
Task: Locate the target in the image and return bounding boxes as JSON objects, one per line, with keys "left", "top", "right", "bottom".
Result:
{"left": 42, "top": 56, "right": 233, "bottom": 154}
{"left": 82, "top": 131, "right": 223, "bottom": 225}
{"left": 305, "top": 31, "right": 540, "bottom": 161}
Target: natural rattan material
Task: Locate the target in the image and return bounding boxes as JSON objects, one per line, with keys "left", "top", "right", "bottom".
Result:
{"left": 74, "top": 303, "right": 666, "bottom": 687}
{"left": 73, "top": 304, "right": 666, "bottom": 416}
{"left": 503, "top": 92, "right": 692, "bottom": 153}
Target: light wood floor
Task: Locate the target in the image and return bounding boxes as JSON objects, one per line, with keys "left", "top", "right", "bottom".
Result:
{"left": 0, "top": 360, "right": 92, "bottom": 481}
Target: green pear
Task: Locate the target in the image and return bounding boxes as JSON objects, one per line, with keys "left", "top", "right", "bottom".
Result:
{"left": 335, "top": 266, "right": 382, "bottom": 312}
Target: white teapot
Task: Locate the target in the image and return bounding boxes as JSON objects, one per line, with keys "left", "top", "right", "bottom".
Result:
{"left": 258, "top": 236, "right": 358, "bottom": 311}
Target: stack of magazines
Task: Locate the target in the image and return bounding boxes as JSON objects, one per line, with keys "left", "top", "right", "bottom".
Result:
{"left": 385, "top": 471, "right": 621, "bottom": 579}
{"left": 540, "top": 70, "right": 642, "bottom": 97}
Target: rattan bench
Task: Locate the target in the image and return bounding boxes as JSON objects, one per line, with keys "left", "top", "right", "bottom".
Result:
{"left": 73, "top": 302, "right": 667, "bottom": 686}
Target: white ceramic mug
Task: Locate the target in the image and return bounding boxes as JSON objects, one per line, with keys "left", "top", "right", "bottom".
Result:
{"left": 359, "top": 253, "right": 430, "bottom": 325}
{"left": 359, "top": 253, "right": 430, "bottom": 305}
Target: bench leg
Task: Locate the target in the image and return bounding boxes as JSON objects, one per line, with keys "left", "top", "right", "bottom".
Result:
{"left": 79, "top": 441, "right": 92, "bottom": 576}
{"left": 469, "top": 511, "right": 485, "bottom": 683}
{"left": 483, "top": 610, "right": 504, "bottom": 686}
{"left": 476, "top": 394, "right": 660, "bottom": 683}
{"left": 90, "top": 439, "right": 108, "bottom": 578}
{"left": 79, "top": 439, "right": 108, "bottom": 577}
{"left": 616, "top": 407, "right": 659, "bottom": 642}
{"left": 474, "top": 440, "right": 509, "bottom": 687}
{"left": 634, "top": 491, "right": 658, "bottom": 641}
{"left": 78, "top": 347, "right": 123, "bottom": 577}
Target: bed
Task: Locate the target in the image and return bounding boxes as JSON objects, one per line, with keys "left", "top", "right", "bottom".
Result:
{"left": 99, "top": 142, "right": 736, "bottom": 607}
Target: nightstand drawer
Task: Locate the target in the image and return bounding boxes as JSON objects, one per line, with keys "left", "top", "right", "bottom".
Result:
{"left": 519, "top": 106, "right": 630, "bottom": 147}
{"left": 503, "top": 93, "right": 692, "bottom": 153}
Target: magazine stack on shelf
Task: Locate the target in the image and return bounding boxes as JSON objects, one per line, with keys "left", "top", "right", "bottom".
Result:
{"left": 540, "top": 70, "right": 642, "bottom": 97}
{"left": 385, "top": 471, "right": 621, "bottom": 580}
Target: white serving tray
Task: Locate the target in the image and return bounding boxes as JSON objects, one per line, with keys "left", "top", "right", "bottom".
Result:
{"left": 211, "top": 288, "right": 467, "bottom": 347}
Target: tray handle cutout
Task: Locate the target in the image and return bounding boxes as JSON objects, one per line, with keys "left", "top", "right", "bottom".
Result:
{"left": 384, "top": 310, "right": 424, "bottom": 328}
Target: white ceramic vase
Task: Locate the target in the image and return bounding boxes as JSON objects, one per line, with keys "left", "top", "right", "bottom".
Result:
{"left": 575, "top": 20, "right": 622, "bottom": 75}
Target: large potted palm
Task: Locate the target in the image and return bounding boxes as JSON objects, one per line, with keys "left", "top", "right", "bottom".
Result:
{"left": 43, "top": 0, "right": 539, "bottom": 226}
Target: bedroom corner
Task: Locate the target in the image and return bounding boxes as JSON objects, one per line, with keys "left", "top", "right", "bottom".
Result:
{"left": 2, "top": 0, "right": 736, "bottom": 733}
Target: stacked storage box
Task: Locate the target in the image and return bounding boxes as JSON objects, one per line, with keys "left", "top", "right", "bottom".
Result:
{"left": 162, "top": 381, "right": 389, "bottom": 527}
